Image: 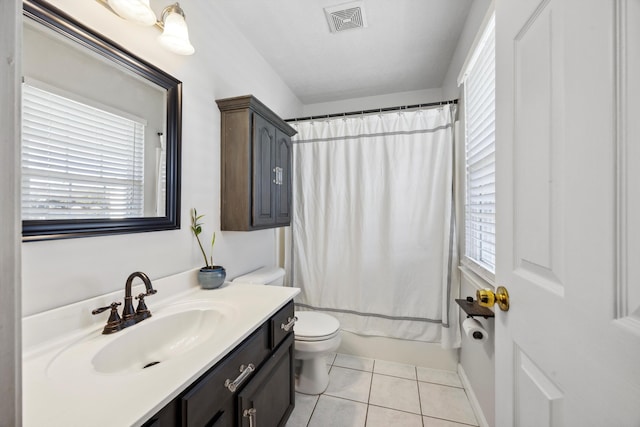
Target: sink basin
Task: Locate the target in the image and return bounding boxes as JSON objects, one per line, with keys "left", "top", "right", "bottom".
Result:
{"left": 46, "top": 300, "right": 237, "bottom": 378}
{"left": 92, "top": 308, "right": 227, "bottom": 374}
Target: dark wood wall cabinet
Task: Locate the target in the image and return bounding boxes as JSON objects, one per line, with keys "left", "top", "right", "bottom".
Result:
{"left": 142, "top": 301, "right": 295, "bottom": 427}
{"left": 216, "top": 95, "right": 297, "bottom": 231}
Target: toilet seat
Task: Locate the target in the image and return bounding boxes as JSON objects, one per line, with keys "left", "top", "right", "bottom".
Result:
{"left": 295, "top": 312, "right": 340, "bottom": 342}
{"left": 296, "top": 330, "right": 340, "bottom": 342}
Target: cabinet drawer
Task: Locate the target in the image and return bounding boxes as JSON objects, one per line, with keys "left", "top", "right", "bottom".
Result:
{"left": 270, "top": 301, "right": 295, "bottom": 349}
{"left": 181, "top": 324, "right": 270, "bottom": 427}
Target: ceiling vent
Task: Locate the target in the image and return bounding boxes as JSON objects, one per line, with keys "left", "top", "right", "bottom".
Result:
{"left": 324, "top": 1, "right": 368, "bottom": 33}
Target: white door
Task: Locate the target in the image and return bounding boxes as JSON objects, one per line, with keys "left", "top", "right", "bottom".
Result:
{"left": 495, "top": 0, "right": 640, "bottom": 425}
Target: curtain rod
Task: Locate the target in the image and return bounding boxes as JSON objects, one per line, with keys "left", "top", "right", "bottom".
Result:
{"left": 285, "top": 99, "right": 458, "bottom": 122}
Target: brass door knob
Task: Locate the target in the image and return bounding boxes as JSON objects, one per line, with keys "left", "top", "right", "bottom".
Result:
{"left": 476, "top": 286, "right": 510, "bottom": 311}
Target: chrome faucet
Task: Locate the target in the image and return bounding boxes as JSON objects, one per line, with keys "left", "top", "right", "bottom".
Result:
{"left": 92, "top": 271, "right": 157, "bottom": 334}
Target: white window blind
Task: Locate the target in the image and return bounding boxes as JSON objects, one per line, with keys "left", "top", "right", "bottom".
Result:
{"left": 22, "top": 83, "right": 145, "bottom": 220}
{"left": 463, "top": 16, "right": 495, "bottom": 274}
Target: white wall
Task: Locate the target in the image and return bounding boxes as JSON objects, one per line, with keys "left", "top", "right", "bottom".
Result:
{"left": 441, "top": 0, "right": 492, "bottom": 100}
{"left": 459, "top": 270, "right": 495, "bottom": 427}
{"left": 0, "top": 0, "right": 22, "bottom": 424}
{"left": 21, "top": 0, "right": 303, "bottom": 316}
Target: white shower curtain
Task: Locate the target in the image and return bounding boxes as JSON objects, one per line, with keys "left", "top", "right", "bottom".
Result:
{"left": 287, "top": 105, "right": 460, "bottom": 348}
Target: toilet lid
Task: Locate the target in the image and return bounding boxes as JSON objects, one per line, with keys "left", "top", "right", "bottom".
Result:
{"left": 295, "top": 311, "right": 340, "bottom": 340}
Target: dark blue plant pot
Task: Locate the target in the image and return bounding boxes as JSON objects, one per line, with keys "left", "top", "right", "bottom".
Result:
{"left": 198, "top": 266, "right": 226, "bottom": 289}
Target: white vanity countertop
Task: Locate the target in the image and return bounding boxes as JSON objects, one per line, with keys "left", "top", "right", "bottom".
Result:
{"left": 22, "top": 269, "right": 299, "bottom": 427}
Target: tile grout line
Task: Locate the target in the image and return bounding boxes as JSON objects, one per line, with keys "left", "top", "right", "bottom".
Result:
{"left": 304, "top": 354, "right": 334, "bottom": 427}
{"left": 419, "top": 369, "right": 479, "bottom": 426}
{"left": 417, "top": 378, "right": 464, "bottom": 389}
{"left": 364, "top": 359, "right": 376, "bottom": 427}
{"left": 423, "top": 414, "right": 479, "bottom": 427}
{"left": 415, "top": 365, "right": 426, "bottom": 427}
{"left": 304, "top": 394, "right": 321, "bottom": 427}
{"left": 322, "top": 394, "right": 371, "bottom": 406}
{"left": 304, "top": 354, "right": 472, "bottom": 427}
{"left": 367, "top": 402, "right": 430, "bottom": 418}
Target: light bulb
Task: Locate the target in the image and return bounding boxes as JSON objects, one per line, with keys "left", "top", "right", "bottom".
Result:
{"left": 107, "top": 0, "right": 157, "bottom": 26}
{"left": 158, "top": 7, "right": 195, "bottom": 55}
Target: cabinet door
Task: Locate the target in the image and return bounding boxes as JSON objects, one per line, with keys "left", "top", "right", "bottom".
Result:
{"left": 182, "top": 325, "right": 270, "bottom": 427}
{"left": 252, "top": 113, "right": 276, "bottom": 227}
{"left": 238, "top": 334, "right": 295, "bottom": 427}
{"left": 274, "top": 131, "right": 292, "bottom": 226}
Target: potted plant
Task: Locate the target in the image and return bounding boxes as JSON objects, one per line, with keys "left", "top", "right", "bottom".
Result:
{"left": 191, "top": 208, "right": 226, "bottom": 289}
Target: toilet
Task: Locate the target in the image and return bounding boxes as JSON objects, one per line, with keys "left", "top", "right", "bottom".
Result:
{"left": 232, "top": 267, "right": 341, "bottom": 395}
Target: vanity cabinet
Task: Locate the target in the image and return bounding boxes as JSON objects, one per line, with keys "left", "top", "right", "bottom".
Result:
{"left": 238, "top": 334, "right": 294, "bottom": 427}
{"left": 216, "top": 95, "right": 297, "bottom": 231}
{"left": 143, "top": 301, "right": 295, "bottom": 427}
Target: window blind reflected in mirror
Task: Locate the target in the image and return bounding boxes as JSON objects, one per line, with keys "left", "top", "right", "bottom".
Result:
{"left": 22, "top": 82, "right": 146, "bottom": 219}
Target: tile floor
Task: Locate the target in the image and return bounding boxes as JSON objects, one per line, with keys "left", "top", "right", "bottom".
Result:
{"left": 286, "top": 353, "right": 478, "bottom": 427}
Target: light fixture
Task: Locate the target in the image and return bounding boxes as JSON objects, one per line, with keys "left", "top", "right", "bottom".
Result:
{"left": 157, "top": 3, "right": 195, "bottom": 56}
{"left": 98, "top": 0, "right": 195, "bottom": 55}
{"left": 107, "top": 0, "right": 156, "bottom": 26}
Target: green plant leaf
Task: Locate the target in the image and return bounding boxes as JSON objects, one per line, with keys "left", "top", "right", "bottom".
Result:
{"left": 191, "top": 207, "right": 210, "bottom": 267}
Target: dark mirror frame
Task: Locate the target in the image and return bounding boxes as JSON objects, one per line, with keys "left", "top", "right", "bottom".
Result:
{"left": 22, "top": 0, "right": 182, "bottom": 242}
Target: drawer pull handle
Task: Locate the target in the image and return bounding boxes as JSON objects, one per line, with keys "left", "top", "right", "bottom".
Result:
{"left": 224, "top": 363, "right": 255, "bottom": 392}
{"left": 243, "top": 408, "right": 257, "bottom": 427}
{"left": 280, "top": 316, "right": 297, "bottom": 332}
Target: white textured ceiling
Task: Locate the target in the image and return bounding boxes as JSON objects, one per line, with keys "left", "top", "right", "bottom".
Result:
{"left": 216, "top": 0, "right": 472, "bottom": 104}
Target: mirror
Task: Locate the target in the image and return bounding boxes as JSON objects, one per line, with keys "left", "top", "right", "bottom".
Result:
{"left": 22, "top": 0, "right": 181, "bottom": 241}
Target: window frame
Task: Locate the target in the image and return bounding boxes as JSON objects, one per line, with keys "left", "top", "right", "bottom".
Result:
{"left": 459, "top": 11, "right": 496, "bottom": 284}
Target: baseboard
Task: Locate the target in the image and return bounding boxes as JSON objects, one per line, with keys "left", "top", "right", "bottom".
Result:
{"left": 337, "top": 330, "right": 459, "bottom": 370}
{"left": 457, "top": 363, "right": 490, "bottom": 427}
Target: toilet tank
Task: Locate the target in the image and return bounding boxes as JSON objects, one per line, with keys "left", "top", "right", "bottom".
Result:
{"left": 232, "top": 266, "right": 285, "bottom": 286}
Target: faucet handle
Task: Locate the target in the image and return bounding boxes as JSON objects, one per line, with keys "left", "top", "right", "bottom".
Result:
{"left": 134, "top": 293, "right": 152, "bottom": 321}
{"left": 135, "top": 293, "right": 149, "bottom": 306}
{"left": 91, "top": 301, "right": 121, "bottom": 315}
{"left": 91, "top": 302, "right": 123, "bottom": 334}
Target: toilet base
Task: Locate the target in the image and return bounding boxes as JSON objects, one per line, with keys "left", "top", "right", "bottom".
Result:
{"left": 295, "top": 357, "right": 330, "bottom": 395}
{"left": 294, "top": 334, "right": 341, "bottom": 395}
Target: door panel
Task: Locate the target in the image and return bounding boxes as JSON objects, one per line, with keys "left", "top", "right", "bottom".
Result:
{"left": 496, "top": 0, "right": 640, "bottom": 425}
{"left": 616, "top": 0, "right": 640, "bottom": 328}
{"left": 514, "top": 347, "right": 563, "bottom": 427}
{"left": 513, "top": 0, "right": 565, "bottom": 289}
{"left": 252, "top": 114, "right": 275, "bottom": 226}
{"left": 274, "top": 131, "right": 292, "bottom": 225}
